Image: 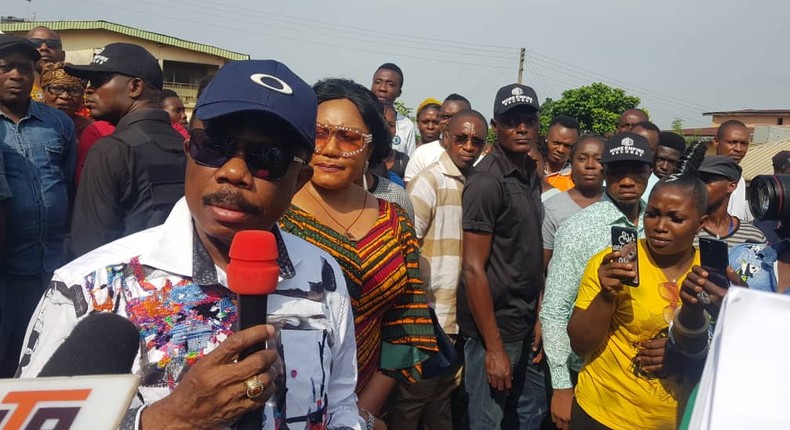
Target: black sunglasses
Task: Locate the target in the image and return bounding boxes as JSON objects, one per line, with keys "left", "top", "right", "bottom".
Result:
{"left": 189, "top": 129, "right": 306, "bottom": 181}
{"left": 28, "top": 38, "right": 62, "bottom": 49}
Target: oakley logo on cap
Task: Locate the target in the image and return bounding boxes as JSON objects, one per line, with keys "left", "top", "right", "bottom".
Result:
{"left": 250, "top": 73, "right": 293, "bottom": 95}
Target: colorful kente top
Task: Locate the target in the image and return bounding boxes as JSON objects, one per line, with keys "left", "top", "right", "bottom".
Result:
{"left": 280, "top": 199, "right": 438, "bottom": 391}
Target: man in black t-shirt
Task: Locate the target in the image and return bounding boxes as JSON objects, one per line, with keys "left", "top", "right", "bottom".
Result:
{"left": 457, "top": 84, "right": 547, "bottom": 429}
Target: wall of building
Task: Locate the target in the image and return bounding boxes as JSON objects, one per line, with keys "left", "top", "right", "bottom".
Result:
{"left": 711, "top": 114, "right": 790, "bottom": 127}
{"left": 4, "top": 29, "right": 230, "bottom": 67}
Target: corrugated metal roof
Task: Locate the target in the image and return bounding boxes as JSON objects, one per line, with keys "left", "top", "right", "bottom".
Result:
{"left": 0, "top": 20, "right": 248, "bottom": 60}
{"left": 741, "top": 139, "right": 790, "bottom": 181}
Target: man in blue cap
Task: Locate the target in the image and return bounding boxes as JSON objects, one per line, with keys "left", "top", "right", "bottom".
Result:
{"left": 19, "top": 60, "right": 363, "bottom": 429}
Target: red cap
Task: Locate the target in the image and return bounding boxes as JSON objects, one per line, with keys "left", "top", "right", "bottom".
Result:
{"left": 227, "top": 230, "right": 280, "bottom": 295}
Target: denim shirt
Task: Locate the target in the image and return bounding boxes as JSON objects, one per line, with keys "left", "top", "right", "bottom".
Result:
{"left": 0, "top": 101, "right": 76, "bottom": 274}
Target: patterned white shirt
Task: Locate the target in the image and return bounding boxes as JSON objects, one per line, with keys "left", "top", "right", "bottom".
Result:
{"left": 18, "top": 198, "right": 362, "bottom": 430}
{"left": 540, "top": 195, "right": 646, "bottom": 389}
{"left": 394, "top": 113, "right": 416, "bottom": 157}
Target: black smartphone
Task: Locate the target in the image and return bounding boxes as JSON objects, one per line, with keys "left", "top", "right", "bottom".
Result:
{"left": 611, "top": 226, "right": 639, "bottom": 287}
{"left": 699, "top": 237, "right": 730, "bottom": 288}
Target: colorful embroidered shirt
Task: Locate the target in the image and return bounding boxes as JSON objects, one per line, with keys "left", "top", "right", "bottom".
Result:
{"left": 541, "top": 194, "right": 646, "bottom": 389}
{"left": 18, "top": 198, "right": 363, "bottom": 430}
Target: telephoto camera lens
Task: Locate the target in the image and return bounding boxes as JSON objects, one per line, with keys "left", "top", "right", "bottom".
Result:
{"left": 749, "top": 175, "right": 790, "bottom": 221}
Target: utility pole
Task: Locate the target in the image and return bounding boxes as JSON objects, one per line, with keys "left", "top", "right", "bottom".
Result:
{"left": 517, "top": 48, "right": 525, "bottom": 84}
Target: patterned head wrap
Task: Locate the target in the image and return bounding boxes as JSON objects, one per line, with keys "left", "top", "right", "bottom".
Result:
{"left": 40, "top": 62, "right": 86, "bottom": 91}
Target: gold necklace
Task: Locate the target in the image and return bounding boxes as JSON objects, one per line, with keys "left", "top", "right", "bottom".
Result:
{"left": 306, "top": 187, "right": 368, "bottom": 240}
{"left": 659, "top": 248, "right": 696, "bottom": 283}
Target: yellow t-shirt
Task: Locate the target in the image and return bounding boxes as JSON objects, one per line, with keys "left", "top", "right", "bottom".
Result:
{"left": 574, "top": 239, "right": 697, "bottom": 430}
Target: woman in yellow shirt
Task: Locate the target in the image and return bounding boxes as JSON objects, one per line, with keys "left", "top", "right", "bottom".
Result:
{"left": 568, "top": 174, "right": 708, "bottom": 430}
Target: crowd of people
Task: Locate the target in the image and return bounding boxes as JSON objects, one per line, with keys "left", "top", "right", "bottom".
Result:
{"left": 0, "top": 24, "right": 787, "bottom": 430}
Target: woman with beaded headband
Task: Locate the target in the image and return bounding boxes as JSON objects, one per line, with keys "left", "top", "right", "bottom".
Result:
{"left": 279, "top": 78, "right": 438, "bottom": 429}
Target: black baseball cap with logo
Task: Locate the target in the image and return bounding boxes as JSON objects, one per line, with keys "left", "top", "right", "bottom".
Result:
{"left": 65, "top": 43, "right": 163, "bottom": 89}
{"left": 493, "top": 83, "right": 540, "bottom": 117}
{"left": 0, "top": 35, "right": 40, "bottom": 61}
{"left": 601, "top": 132, "right": 654, "bottom": 165}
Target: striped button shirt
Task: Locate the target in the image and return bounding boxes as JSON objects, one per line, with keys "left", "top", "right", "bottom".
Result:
{"left": 407, "top": 152, "right": 465, "bottom": 334}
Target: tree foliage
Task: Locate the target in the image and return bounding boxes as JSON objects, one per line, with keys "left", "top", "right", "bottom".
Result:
{"left": 539, "top": 82, "right": 641, "bottom": 136}
{"left": 671, "top": 118, "right": 684, "bottom": 132}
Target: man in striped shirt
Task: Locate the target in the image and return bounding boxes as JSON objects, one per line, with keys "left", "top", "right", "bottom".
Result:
{"left": 695, "top": 155, "right": 766, "bottom": 248}
{"left": 389, "top": 110, "right": 488, "bottom": 430}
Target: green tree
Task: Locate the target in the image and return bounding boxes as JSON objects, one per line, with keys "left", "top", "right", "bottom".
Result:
{"left": 671, "top": 118, "right": 684, "bottom": 132}
{"left": 539, "top": 82, "right": 641, "bottom": 136}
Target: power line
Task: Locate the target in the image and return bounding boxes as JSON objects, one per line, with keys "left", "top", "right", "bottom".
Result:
{"left": 529, "top": 57, "right": 705, "bottom": 118}
{"left": 527, "top": 63, "right": 697, "bottom": 123}
{"left": 158, "top": 0, "right": 520, "bottom": 62}
{"left": 69, "top": 0, "right": 515, "bottom": 70}
{"left": 183, "top": 1, "right": 521, "bottom": 55}
{"left": 527, "top": 50, "right": 715, "bottom": 112}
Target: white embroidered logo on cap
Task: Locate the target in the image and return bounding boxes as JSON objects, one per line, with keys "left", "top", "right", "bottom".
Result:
{"left": 501, "top": 86, "right": 534, "bottom": 107}
{"left": 250, "top": 74, "right": 293, "bottom": 95}
{"left": 609, "top": 136, "right": 645, "bottom": 157}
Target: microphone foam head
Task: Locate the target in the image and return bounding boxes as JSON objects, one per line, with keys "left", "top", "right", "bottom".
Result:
{"left": 38, "top": 312, "right": 140, "bottom": 377}
{"left": 227, "top": 230, "right": 280, "bottom": 295}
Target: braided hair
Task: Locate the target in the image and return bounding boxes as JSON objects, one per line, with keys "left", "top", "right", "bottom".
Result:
{"left": 676, "top": 140, "right": 708, "bottom": 175}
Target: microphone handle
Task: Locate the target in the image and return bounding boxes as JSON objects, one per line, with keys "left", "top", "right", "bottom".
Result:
{"left": 235, "top": 294, "right": 269, "bottom": 430}
{"left": 237, "top": 294, "right": 269, "bottom": 360}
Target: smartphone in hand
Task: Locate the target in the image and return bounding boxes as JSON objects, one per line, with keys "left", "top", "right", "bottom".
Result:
{"left": 699, "top": 237, "right": 730, "bottom": 289}
{"left": 612, "top": 226, "right": 639, "bottom": 287}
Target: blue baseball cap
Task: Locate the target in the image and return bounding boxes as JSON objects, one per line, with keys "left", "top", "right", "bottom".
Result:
{"left": 195, "top": 60, "right": 316, "bottom": 150}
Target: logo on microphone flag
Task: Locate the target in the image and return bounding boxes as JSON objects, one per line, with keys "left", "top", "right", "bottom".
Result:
{"left": 0, "top": 375, "right": 139, "bottom": 430}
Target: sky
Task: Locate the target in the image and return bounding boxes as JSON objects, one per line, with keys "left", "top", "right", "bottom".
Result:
{"left": 5, "top": 0, "right": 789, "bottom": 129}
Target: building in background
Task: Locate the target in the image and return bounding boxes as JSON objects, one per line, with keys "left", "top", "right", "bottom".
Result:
{"left": 0, "top": 20, "right": 248, "bottom": 117}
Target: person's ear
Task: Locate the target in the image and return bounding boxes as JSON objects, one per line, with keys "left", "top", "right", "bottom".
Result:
{"left": 698, "top": 214, "right": 710, "bottom": 232}
{"left": 128, "top": 78, "right": 145, "bottom": 98}
{"left": 727, "top": 180, "right": 737, "bottom": 194}
{"left": 396, "top": 88, "right": 402, "bottom": 99}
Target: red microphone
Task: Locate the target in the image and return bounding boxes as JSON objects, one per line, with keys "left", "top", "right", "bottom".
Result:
{"left": 227, "top": 230, "right": 279, "bottom": 359}
{"left": 227, "top": 231, "right": 280, "bottom": 430}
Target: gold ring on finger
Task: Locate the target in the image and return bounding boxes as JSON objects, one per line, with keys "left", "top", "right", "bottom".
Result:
{"left": 244, "top": 376, "right": 265, "bottom": 400}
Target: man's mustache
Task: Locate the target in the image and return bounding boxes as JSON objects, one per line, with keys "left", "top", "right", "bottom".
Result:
{"left": 202, "top": 189, "right": 261, "bottom": 215}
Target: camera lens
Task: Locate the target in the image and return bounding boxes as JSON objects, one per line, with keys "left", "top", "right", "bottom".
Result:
{"left": 749, "top": 175, "right": 790, "bottom": 220}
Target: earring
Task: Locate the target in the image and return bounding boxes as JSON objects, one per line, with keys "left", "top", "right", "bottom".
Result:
{"left": 363, "top": 161, "right": 369, "bottom": 191}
